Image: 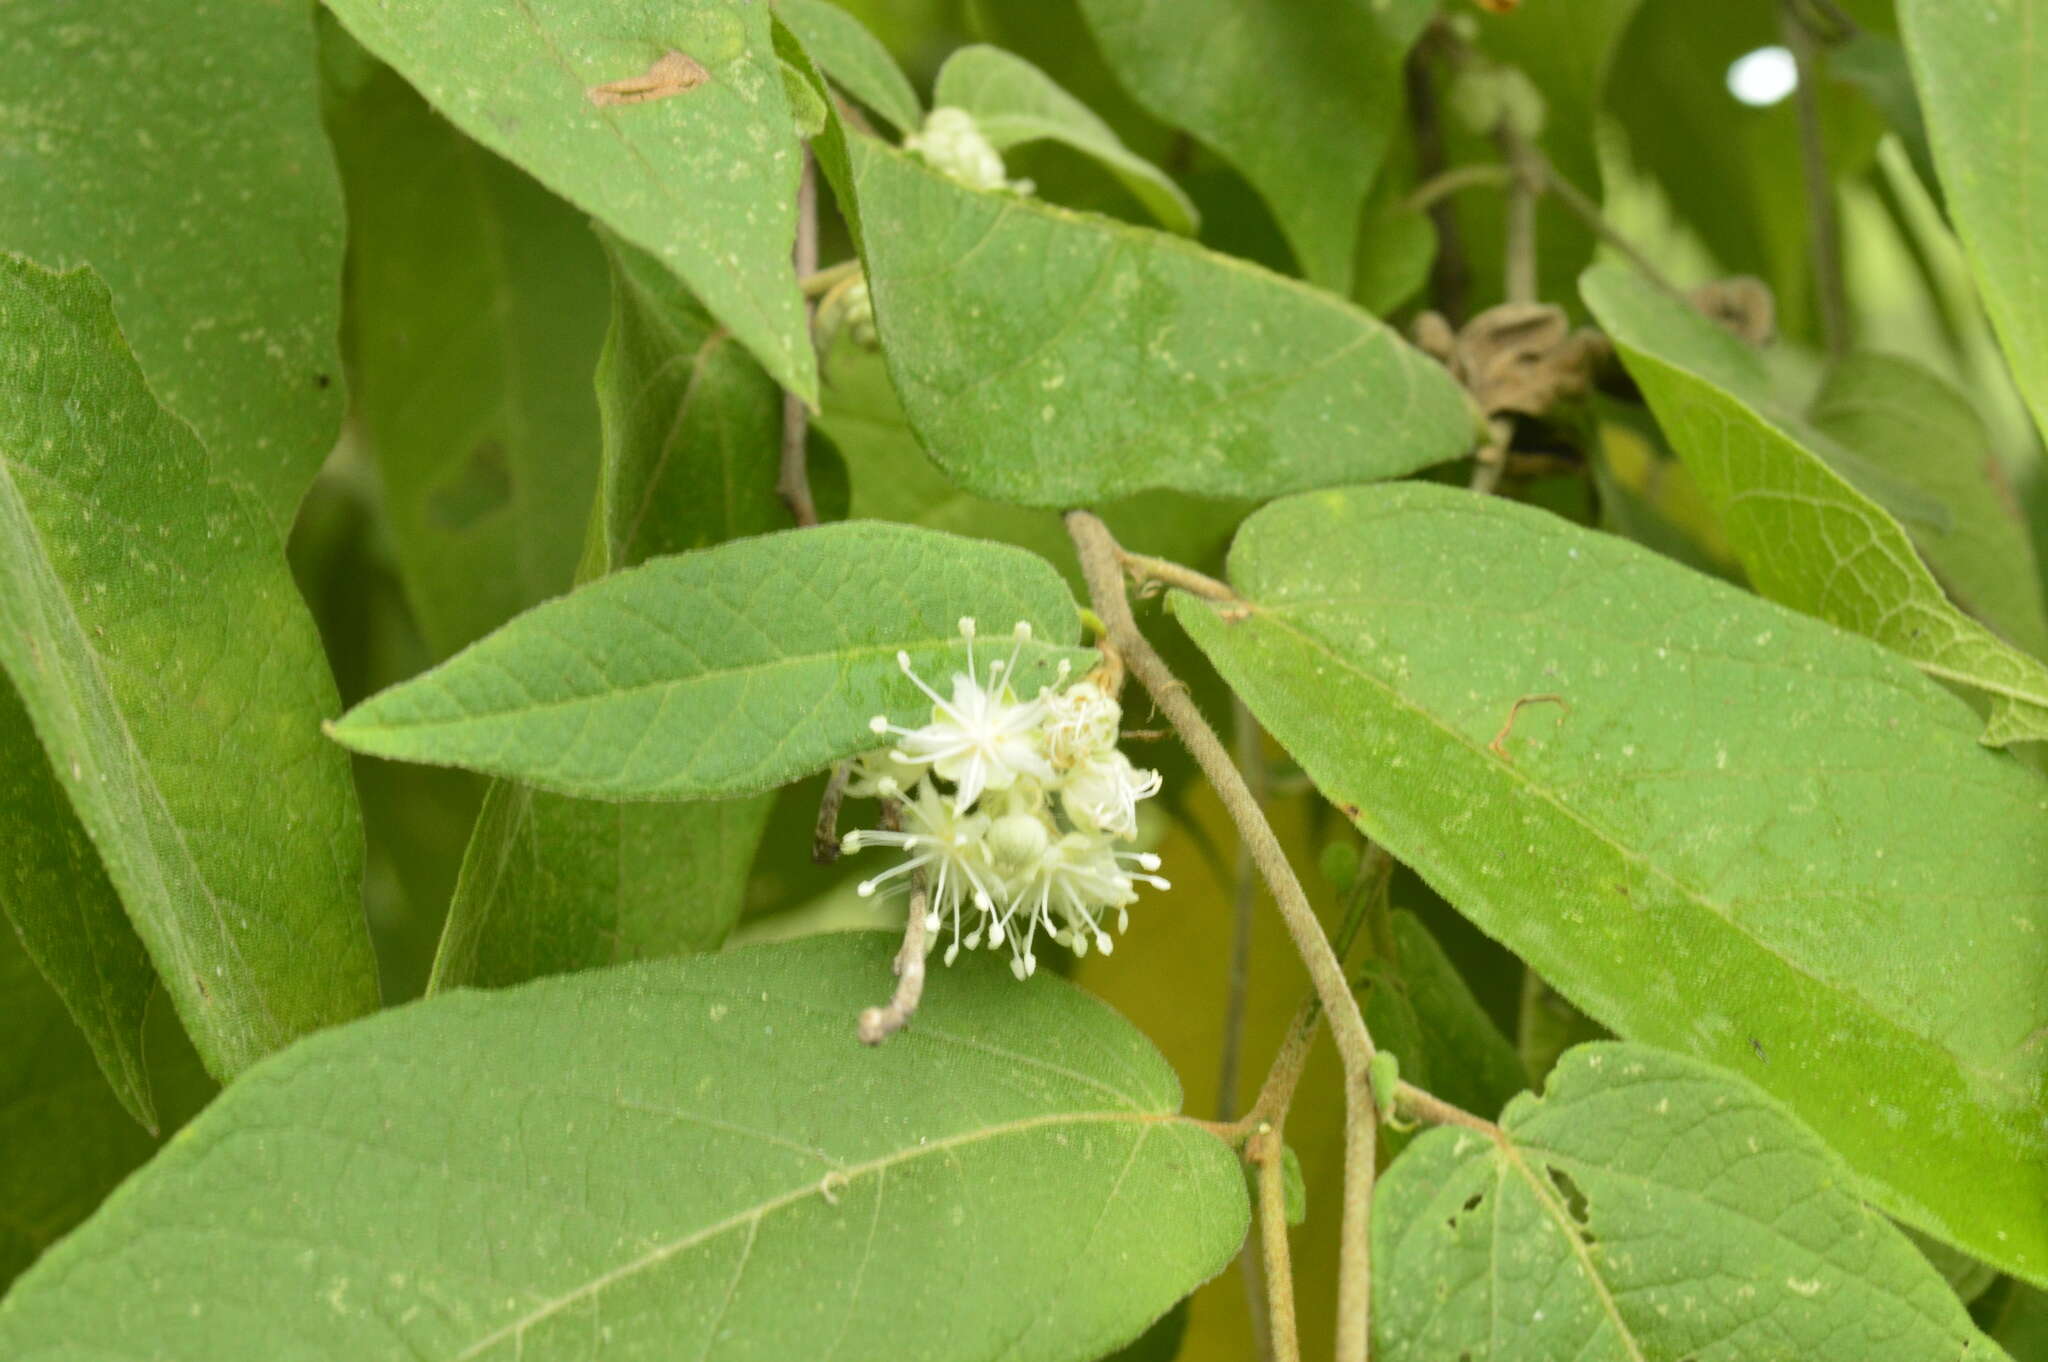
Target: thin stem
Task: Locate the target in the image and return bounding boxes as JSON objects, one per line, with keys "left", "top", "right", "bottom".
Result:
{"left": 799, "top": 259, "right": 861, "bottom": 298}
{"left": 1531, "top": 150, "right": 1688, "bottom": 301}
{"left": 1395, "top": 1079, "right": 1501, "bottom": 1137}
{"left": 1065, "top": 511, "right": 1380, "bottom": 1362}
{"left": 1339, "top": 1085, "right": 1378, "bottom": 1360}
{"left": 777, "top": 150, "right": 821, "bottom": 528}
{"left": 812, "top": 761, "right": 852, "bottom": 864}
{"left": 1468, "top": 414, "right": 1513, "bottom": 495}
{"left": 1406, "top": 49, "right": 1469, "bottom": 323}
{"left": 1119, "top": 548, "right": 1240, "bottom": 604}
{"left": 1402, "top": 162, "right": 1515, "bottom": 215}
{"left": 1783, "top": 0, "right": 1848, "bottom": 357}
{"left": 1216, "top": 696, "right": 1265, "bottom": 1122}
{"left": 1250, "top": 1125, "right": 1303, "bottom": 1362}
{"left": 1498, "top": 131, "right": 1539, "bottom": 306}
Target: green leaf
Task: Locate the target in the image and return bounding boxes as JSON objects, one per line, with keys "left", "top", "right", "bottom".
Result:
{"left": 1997, "top": 1285, "right": 2048, "bottom": 1358}
{"left": 933, "top": 45, "right": 1197, "bottom": 235}
{"left": 0, "top": 934, "right": 1248, "bottom": 1360}
{"left": 1807, "top": 351, "right": 2048, "bottom": 658}
{"left": 328, "top": 58, "right": 612, "bottom": 659}
{"left": 1076, "top": 0, "right": 1432, "bottom": 289}
{"left": 0, "top": 922, "right": 213, "bottom": 1292}
{"left": 1901, "top": 0, "right": 2048, "bottom": 447}
{"left": 1388, "top": 910, "right": 1527, "bottom": 1120}
{"left": 843, "top": 136, "right": 1478, "bottom": 508}
{"left": 776, "top": 0, "right": 922, "bottom": 135}
{"left": 593, "top": 233, "right": 800, "bottom": 565}
{"left": 0, "top": 0, "right": 344, "bottom": 527}
{"left": 1171, "top": 481, "right": 2048, "bottom": 1281}
{"left": 1374, "top": 1044, "right": 2008, "bottom": 1360}
{"left": 1583, "top": 263, "right": 2048, "bottom": 742}
{"left": 321, "top": 0, "right": 818, "bottom": 406}
{"left": 0, "top": 259, "right": 378, "bottom": 1080}
{"left": 0, "top": 678, "right": 155, "bottom": 1128}
{"left": 428, "top": 234, "right": 793, "bottom": 991}
{"left": 1832, "top": 30, "right": 1942, "bottom": 200}
{"left": 330, "top": 522, "right": 1093, "bottom": 799}
{"left": 428, "top": 782, "right": 771, "bottom": 991}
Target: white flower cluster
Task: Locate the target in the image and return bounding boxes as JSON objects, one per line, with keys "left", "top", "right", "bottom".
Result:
{"left": 841, "top": 618, "right": 1167, "bottom": 979}
{"left": 903, "top": 107, "right": 1035, "bottom": 196}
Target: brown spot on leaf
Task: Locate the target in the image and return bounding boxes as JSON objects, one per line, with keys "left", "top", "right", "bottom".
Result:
{"left": 588, "top": 50, "right": 710, "bottom": 106}
{"left": 1341, "top": 803, "right": 1361, "bottom": 819}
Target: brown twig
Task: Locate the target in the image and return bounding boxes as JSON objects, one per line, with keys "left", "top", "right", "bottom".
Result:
{"left": 777, "top": 150, "right": 822, "bottom": 528}
{"left": 858, "top": 869, "right": 929, "bottom": 1045}
{"left": 1065, "top": 511, "right": 1381, "bottom": 1362}
{"left": 812, "top": 760, "right": 853, "bottom": 863}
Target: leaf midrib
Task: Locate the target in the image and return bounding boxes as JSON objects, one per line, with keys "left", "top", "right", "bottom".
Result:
{"left": 450, "top": 1108, "right": 1189, "bottom": 1360}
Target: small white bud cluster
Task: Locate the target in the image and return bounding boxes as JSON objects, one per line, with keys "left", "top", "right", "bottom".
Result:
{"left": 903, "top": 107, "right": 1035, "bottom": 196}
{"left": 842, "top": 618, "right": 1167, "bottom": 979}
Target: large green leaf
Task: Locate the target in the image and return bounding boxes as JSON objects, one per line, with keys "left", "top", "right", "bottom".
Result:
{"left": 1075, "top": 0, "right": 1431, "bottom": 289}
{"left": 0, "top": 679, "right": 155, "bottom": 1128}
{"left": 330, "top": 523, "right": 1092, "bottom": 799}
{"left": 1901, "top": 0, "right": 2048, "bottom": 446}
{"left": 0, "top": 259, "right": 377, "bottom": 1080}
{"left": 0, "top": 923, "right": 212, "bottom": 1292}
{"left": 775, "top": 0, "right": 923, "bottom": 135}
{"left": 0, "top": 0, "right": 344, "bottom": 527}
{"left": 932, "top": 45, "right": 1197, "bottom": 235}
{"left": 1807, "top": 351, "right": 2048, "bottom": 658}
{"left": 842, "top": 136, "right": 1478, "bottom": 508}
{"left": 327, "top": 57, "right": 611, "bottom": 659}
{"left": 1375, "top": 1044, "right": 2008, "bottom": 1360}
{"left": 1583, "top": 263, "right": 2048, "bottom": 742}
{"left": 320, "top": 0, "right": 818, "bottom": 406}
{"left": 429, "top": 235, "right": 793, "bottom": 991}
{"left": 1172, "top": 482, "right": 2048, "bottom": 1281}
{"left": 0, "top": 934, "right": 1248, "bottom": 1361}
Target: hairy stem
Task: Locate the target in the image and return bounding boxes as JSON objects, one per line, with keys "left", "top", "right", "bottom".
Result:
{"left": 1403, "top": 163, "right": 1515, "bottom": 215}
{"left": 1499, "top": 131, "right": 1540, "bottom": 306}
{"left": 1251, "top": 1124, "right": 1303, "bottom": 1362}
{"left": 1065, "top": 511, "right": 1380, "bottom": 1362}
{"left": 1531, "top": 150, "right": 1687, "bottom": 301}
{"left": 1783, "top": 0, "right": 1848, "bottom": 357}
{"left": 1119, "top": 548, "right": 1241, "bottom": 604}
{"left": 777, "top": 150, "right": 821, "bottom": 528}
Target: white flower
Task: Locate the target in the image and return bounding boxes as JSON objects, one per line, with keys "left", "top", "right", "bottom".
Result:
{"left": 868, "top": 618, "right": 1055, "bottom": 812}
{"left": 997, "top": 833, "right": 1170, "bottom": 979}
{"left": 1060, "top": 748, "right": 1162, "bottom": 840}
{"left": 843, "top": 782, "right": 999, "bottom": 966}
{"left": 1040, "top": 679, "right": 1122, "bottom": 770}
{"left": 839, "top": 618, "right": 1168, "bottom": 981}
{"left": 904, "top": 107, "right": 1034, "bottom": 194}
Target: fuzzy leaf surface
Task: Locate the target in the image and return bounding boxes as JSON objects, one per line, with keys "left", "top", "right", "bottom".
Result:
{"left": 0, "top": 0, "right": 344, "bottom": 526}
{"left": 1583, "top": 264, "right": 2048, "bottom": 742}
{"left": 330, "top": 523, "right": 1092, "bottom": 799}
{"left": 846, "top": 137, "right": 1477, "bottom": 508}
{"left": 1174, "top": 482, "right": 2048, "bottom": 1281}
{"left": 320, "top": 0, "right": 817, "bottom": 404}
{"left": 0, "top": 934, "right": 1248, "bottom": 1362}
{"left": 1376, "top": 1044, "right": 2008, "bottom": 1360}
{"left": 0, "top": 260, "right": 376, "bottom": 1081}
